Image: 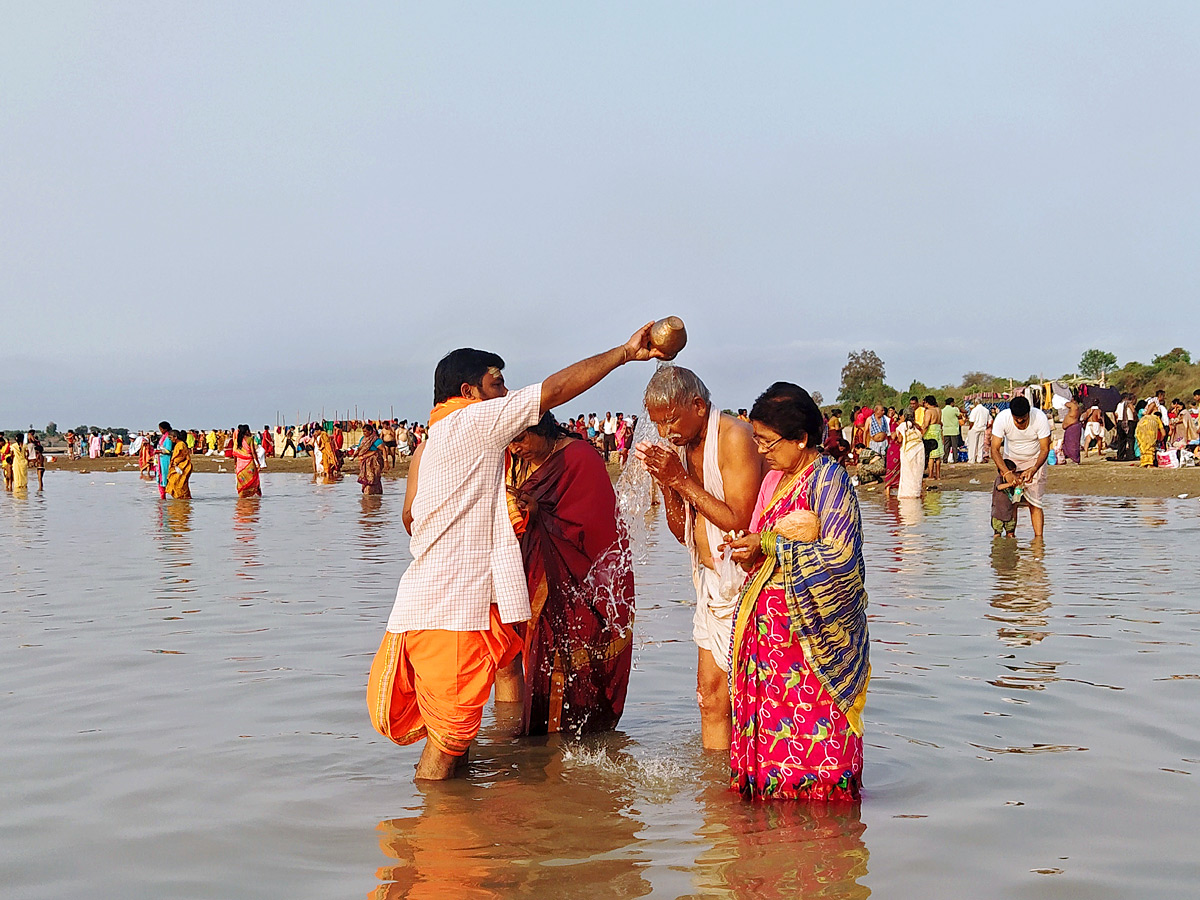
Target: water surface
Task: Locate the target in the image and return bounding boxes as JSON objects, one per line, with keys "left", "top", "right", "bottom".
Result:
{"left": 2, "top": 475, "right": 1198, "bottom": 898}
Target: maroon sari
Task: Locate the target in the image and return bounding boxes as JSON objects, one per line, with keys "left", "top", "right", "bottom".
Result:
{"left": 507, "top": 439, "right": 634, "bottom": 736}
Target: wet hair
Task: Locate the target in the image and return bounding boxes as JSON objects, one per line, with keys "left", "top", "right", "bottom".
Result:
{"left": 643, "top": 365, "right": 711, "bottom": 410}
{"left": 1009, "top": 397, "right": 1031, "bottom": 417}
{"left": 159, "top": 421, "right": 172, "bottom": 432}
{"left": 433, "top": 348, "right": 505, "bottom": 405}
{"left": 748, "top": 382, "right": 823, "bottom": 447}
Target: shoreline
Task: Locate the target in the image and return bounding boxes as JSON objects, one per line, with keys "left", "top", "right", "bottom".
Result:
{"left": 40, "top": 453, "right": 1200, "bottom": 499}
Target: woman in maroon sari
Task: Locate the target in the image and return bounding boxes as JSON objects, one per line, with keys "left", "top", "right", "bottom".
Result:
{"left": 498, "top": 412, "right": 635, "bottom": 737}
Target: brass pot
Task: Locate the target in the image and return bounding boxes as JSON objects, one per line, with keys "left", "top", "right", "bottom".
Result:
{"left": 649, "top": 316, "right": 687, "bottom": 360}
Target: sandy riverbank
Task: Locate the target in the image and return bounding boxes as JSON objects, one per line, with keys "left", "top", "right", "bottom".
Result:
{"left": 857, "top": 455, "right": 1200, "bottom": 499}
{"left": 43, "top": 452, "right": 1199, "bottom": 498}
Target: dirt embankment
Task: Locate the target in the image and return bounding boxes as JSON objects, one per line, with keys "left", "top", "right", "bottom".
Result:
{"left": 43, "top": 451, "right": 1199, "bottom": 498}
{"left": 860, "top": 456, "right": 1200, "bottom": 499}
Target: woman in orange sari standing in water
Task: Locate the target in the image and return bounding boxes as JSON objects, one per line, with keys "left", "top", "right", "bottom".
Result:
{"left": 314, "top": 426, "right": 341, "bottom": 481}
{"left": 166, "top": 430, "right": 193, "bottom": 499}
{"left": 356, "top": 423, "right": 384, "bottom": 495}
{"left": 226, "top": 424, "right": 261, "bottom": 497}
{"left": 496, "top": 412, "right": 634, "bottom": 736}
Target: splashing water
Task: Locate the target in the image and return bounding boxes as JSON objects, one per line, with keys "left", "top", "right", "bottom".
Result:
{"left": 615, "top": 414, "right": 667, "bottom": 564}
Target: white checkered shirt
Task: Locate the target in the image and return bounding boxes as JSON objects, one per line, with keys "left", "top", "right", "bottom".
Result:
{"left": 385, "top": 382, "right": 543, "bottom": 633}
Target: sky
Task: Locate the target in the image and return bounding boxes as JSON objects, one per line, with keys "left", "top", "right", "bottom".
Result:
{"left": 2, "top": 2, "right": 1197, "bottom": 429}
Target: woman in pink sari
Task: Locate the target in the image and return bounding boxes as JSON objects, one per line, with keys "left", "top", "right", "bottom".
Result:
{"left": 226, "top": 424, "right": 261, "bottom": 497}
{"left": 723, "top": 382, "right": 869, "bottom": 801}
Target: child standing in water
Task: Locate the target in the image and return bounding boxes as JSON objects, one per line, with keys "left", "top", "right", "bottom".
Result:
{"left": 991, "top": 459, "right": 1021, "bottom": 537}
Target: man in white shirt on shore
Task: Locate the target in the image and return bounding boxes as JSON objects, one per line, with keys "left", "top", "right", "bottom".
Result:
{"left": 368, "top": 323, "right": 666, "bottom": 780}
{"left": 967, "top": 399, "right": 991, "bottom": 463}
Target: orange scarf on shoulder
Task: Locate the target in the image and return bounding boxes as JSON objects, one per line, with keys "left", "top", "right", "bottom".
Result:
{"left": 428, "top": 396, "right": 481, "bottom": 427}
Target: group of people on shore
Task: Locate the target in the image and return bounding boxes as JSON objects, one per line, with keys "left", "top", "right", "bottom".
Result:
{"left": 563, "top": 412, "right": 638, "bottom": 464}
{"left": 1, "top": 432, "right": 46, "bottom": 492}
{"left": 368, "top": 326, "right": 869, "bottom": 805}
{"left": 1060, "top": 388, "right": 1200, "bottom": 468}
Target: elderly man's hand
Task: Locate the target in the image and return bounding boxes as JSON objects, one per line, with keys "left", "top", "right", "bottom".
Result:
{"left": 634, "top": 441, "right": 688, "bottom": 489}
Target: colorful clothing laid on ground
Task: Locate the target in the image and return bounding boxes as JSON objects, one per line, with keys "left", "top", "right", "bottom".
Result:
{"left": 505, "top": 439, "right": 634, "bottom": 736}
{"left": 367, "top": 604, "right": 521, "bottom": 756}
{"left": 1061, "top": 421, "right": 1082, "bottom": 464}
{"left": 731, "top": 456, "right": 869, "bottom": 801}
{"left": 356, "top": 434, "right": 384, "bottom": 494}
{"left": 1136, "top": 414, "right": 1164, "bottom": 467}
{"left": 166, "top": 441, "right": 192, "bottom": 499}
{"left": 230, "top": 438, "right": 261, "bottom": 497}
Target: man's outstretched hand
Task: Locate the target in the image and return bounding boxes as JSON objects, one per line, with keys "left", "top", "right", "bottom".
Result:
{"left": 623, "top": 322, "right": 669, "bottom": 363}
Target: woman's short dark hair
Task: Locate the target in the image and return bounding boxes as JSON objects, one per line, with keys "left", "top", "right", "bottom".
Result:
{"left": 433, "top": 348, "right": 505, "bottom": 405}
{"left": 749, "top": 382, "right": 823, "bottom": 447}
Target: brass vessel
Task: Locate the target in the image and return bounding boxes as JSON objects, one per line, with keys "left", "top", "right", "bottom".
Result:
{"left": 649, "top": 316, "right": 687, "bottom": 360}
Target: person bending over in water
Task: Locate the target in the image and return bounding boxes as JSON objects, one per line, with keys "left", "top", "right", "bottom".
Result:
{"left": 636, "top": 366, "right": 763, "bottom": 751}
{"left": 369, "top": 324, "right": 666, "bottom": 780}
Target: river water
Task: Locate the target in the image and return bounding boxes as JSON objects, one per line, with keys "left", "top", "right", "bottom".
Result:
{"left": 2, "top": 474, "right": 1198, "bottom": 899}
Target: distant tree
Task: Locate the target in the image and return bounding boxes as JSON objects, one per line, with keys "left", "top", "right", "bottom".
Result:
{"left": 811, "top": 390, "right": 824, "bottom": 406}
{"left": 838, "top": 349, "right": 887, "bottom": 408}
{"left": 960, "top": 371, "right": 996, "bottom": 386}
{"left": 1152, "top": 347, "right": 1191, "bottom": 368}
{"left": 1078, "top": 349, "right": 1117, "bottom": 380}
{"left": 45, "top": 422, "right": 57, "bottom": 436}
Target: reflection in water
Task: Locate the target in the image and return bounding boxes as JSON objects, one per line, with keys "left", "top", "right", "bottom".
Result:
{"left": 896, "top": 497, "right": 923, "bottom": 529}
{"left": 155, "top": 499, "right": 194, "bottom": 593}
{"left": 233, "top": 497, "right": 261, "bottom": 578}
{"left": 359, "top": 496, "right": 387, "bottom": 564}
{"left": 372, "top": 738, "right": 650, "bottom": 899}
{"left": 688, "top": 784, "right": 870, "bottom": 899}
{"left": 987, "top": 538, "right": 1052, "bottom": 647}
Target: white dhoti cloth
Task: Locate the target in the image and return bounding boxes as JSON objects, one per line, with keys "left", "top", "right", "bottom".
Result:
{"left": 691, "top": 564, "right": 737, "bottom": 672}
{"left": 677, "top": 405, "right": 743, "bottom": 672}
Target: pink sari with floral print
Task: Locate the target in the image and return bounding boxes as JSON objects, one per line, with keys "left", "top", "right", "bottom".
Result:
{"left": 731, "top": 466, "right": 864, "bottom": 801}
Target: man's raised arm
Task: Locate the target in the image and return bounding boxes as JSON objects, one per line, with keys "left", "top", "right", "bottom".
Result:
{"left": 539, "top": 323, "right": 665, "bottom": 415}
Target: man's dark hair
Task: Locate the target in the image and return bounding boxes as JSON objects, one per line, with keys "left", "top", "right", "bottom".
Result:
{"left": 433, "top": 348, "right": 505, "bottom": 405}
{"left": 749, "top": 382, "right": 823, "bottom": 448}
{"left": 945, "top": 397, "right": 955, "bottom": 405}
{"left": 924, "top": 395, "right": 937, "bottom": 406}
{"left": 909, "top": 396, "right": 918, "bottom": 403}
{"left": 1010, "top": 397, "right": 1031, "bottom": 417}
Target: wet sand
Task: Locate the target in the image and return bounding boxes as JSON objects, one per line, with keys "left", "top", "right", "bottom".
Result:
{"left": 47, "top": 453, "right": 1200, "bottom": 498}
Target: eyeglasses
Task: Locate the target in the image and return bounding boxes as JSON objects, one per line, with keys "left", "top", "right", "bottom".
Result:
{"left": 753, "top": 435, "right": 786, "bottom": 452}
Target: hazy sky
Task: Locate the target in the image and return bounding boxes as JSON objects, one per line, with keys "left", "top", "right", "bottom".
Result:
{"left": 2, "top": 2, "right": 1197, "bottom": 429}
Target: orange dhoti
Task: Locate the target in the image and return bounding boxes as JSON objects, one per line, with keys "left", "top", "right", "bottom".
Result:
{"left": 367, "top": 605, "right": 521, "bottom": 756}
